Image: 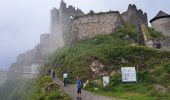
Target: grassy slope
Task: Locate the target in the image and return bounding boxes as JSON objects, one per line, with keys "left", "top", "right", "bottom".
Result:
{"left": 44, "top": 24, "right": 170, "bottom": 100}
{"left": 31, "top": 76, "right": 71, "bottom": 100}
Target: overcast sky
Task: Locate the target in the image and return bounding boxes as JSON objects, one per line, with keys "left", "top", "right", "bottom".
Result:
{"left": 0, "top": 0, "right": 170, "bottom": 70}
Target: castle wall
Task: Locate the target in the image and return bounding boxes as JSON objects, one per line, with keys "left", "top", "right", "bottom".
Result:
{"left": 12, "top": 1, "right": 84, "bottom": 68}
{"left": 72, "top": 12, "right": 123, "bottom": 40}
{"left": 151, "top": 18, "right": 170, "bottom": 36}
{"left": 121, "top": 4, "right": 148, "bottom": 27}
{"left": 160, "top": 38, "right": 170, "bottom": 51}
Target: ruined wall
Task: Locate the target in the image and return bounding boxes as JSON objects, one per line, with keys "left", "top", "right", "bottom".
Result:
{"left": 160, "top": 38, "right": 170, "bottom": 51}
{"left": 121, "top": 4, "right": 148, "bottom": 27}
{"left": 72, "top": 12, "right": 123, "bottom": 40}
{"left": 51, "top": 0, "right": 84, "bottom": 46}
{"left": 72, "top": 4, "right": 148, "bottom": 41}
{"left": 151, "top": 18, "right": 170, "bottom": 37}
{"left": 12, "top": 0, "right": 84, "bottom": 68}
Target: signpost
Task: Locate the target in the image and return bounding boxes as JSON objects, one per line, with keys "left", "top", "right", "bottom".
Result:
{"left": 121, "top": 67, "right": 137, "bottom": 82}
{"left": 103, "top": 76, "right": 109, "bottom": 87}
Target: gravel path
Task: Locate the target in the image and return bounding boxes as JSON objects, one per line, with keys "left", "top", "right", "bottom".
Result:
{"left": 53, "top": 78, "right": 116, "bottom": 100}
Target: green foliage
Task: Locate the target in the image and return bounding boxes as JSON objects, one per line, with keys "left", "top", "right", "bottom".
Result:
{"left": 147, "top": 28, "right": 164, "bottom": 40}
{"left": 163, "top": 62, "right": 170, "bottom": 74}
{"left": 44, "top": 23, "right": 170, "bottom": 100}
{"left": 37, "top": 76, "right": 52, "bottom": 88}
{"left": 137, "top": 70, "right": 156, "bottom": 83}
{"left": 110, "top": 74, "right": 121, "bottom": 86}
{"left": 31, "top": 76, "right": 71, "bottom": 100}
{"left": 45, "top": 23, "right": 170, "bottom": 83}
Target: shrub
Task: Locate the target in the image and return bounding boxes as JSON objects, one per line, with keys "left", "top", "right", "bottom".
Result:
{"left": 137, "top": 70, "right": 156, "bottom": 83}
{"left": 163, "top": 62, "right": 170, "bottom": 74}
{"left": 110, "top": 74, "right": 122, "bottom": 86}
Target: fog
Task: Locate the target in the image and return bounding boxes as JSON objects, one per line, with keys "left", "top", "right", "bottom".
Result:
{"left": 0, "top": 0, "right": 170, "bottom": 69}
{"left": 0, "top": 0, "right": 170, "bottom": 100}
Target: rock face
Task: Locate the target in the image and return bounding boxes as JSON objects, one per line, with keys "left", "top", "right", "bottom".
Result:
{"left": 11, "top": 0, "right": 148, "bottom": 74}
{"left": 150, "top": 11, "right": 170, "bottom": 37}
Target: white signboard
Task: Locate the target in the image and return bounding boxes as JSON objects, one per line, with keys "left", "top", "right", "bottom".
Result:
{"left": 121, "top": 67, "right": 137, "bottom": 82}
{"left": 103, "top": 76, "right": 109, "bottom": 87}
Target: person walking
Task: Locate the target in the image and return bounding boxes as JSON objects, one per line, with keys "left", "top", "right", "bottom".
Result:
{"left": 48, "top": 69, "right": 51, "bottom": 75}
{"left": 63, "top": 72, "right": 68, "bottom": 86}
{"left": 76, "top": 76, "right": 82, "bottom": 99}
{"left": 52, "top": 70, "right": 56, "bottom": 79}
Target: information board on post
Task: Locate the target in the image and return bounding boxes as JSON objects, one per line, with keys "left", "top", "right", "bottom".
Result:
{"left": 121, "top": 67, "right": 137, "bottom": 82}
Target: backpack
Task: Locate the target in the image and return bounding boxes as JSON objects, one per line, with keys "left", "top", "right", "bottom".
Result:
{"left": 80, "top": 80, "right": 84, "bottom": 89}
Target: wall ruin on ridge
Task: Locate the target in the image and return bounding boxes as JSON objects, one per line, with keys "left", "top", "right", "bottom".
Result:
{"left": 72, "top": 4, "right": 148, "bottom": 41}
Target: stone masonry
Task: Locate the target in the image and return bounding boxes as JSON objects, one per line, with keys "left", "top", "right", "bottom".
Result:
{"left": 72, "top": 4, "right": 148, "bottom": 41}
{"left": 72, "top": 12, "right": 123, "bottom": 40}
{"left": 150, "top": 11, "right": 170, "bottom": 37}
{"left": 11, "top": 0, "right": 153, "bottom": 73}
{"left": 150, "top": 11, "right": 170, "bottom": 51}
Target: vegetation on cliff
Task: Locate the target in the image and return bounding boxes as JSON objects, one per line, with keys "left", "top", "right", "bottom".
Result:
{"left": 31, "top": 76, "right": 71, "bottom": 100}
{"left": 46, "top": 24, "right": 169, "bottom": 80}
{"left": 43, "top": 24, "right": 170, "bottom": 100}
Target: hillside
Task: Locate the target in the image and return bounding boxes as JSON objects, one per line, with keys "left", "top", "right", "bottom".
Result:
{"left": 42, "top": 24, "right": 170, "bottom": 100}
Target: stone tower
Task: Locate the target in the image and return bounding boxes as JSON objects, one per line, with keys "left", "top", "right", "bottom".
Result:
{"left": 50, "top": 0, "right": 84, "bottom": 46}
{"left": 150, "top": 11, "right": 170, "bottom": 37}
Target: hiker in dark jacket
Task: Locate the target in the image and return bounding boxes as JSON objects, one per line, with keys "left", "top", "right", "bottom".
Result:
{"left": 52, "top": 70, "right": 56, "bottom": 79}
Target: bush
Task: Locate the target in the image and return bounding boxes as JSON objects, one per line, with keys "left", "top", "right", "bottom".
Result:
{"left": 110, "top": 74, "right": 122, "bottom": 86}
{"left": 137, "top": 70, "right": 156, "bottom": 83}
{"left": 37, "top": 76, "right": 52, "bottom": 88}
{"left": 163, "top": 63, "right": 170, "bottom": 74}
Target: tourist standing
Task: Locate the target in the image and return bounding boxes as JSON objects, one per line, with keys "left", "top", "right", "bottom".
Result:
{"left": 63, "top": 72, "right": 68, "bottom": 86}
{"left": 52, "top": 70, "right": 56, "bottom": 79}
{"left": 48, "top": 69, "right": 51, "bottom": 75}
{"left": 76, "top": 76, "right": 82, "bottom": 99}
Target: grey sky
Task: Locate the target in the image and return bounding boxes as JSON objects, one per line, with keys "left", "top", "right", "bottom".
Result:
{"left": 0, "top": 0, "right": 169, "bottom": 70}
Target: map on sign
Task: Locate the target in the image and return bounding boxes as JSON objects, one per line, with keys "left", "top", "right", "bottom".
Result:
{"left": 121, "top": 67, "right": 137, "bottom": 82}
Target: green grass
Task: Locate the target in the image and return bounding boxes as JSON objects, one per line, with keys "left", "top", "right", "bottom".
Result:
{"left": 44, "top": 23, "right": 170, "bottom": 82}
{"left": 43, "top": 23, "right": 170, "bottom": 100}
{"left": 31, "top": 76, "right": 71, "bottom": 100}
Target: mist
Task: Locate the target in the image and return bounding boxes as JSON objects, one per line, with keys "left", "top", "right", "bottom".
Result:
{"left": 0, "top": 71, "right": 35, "bottom": 100}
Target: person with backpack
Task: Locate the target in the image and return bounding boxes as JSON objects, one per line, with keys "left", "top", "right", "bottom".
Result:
{"left": 76, "top": 76, "right": 82, "bottom": 99}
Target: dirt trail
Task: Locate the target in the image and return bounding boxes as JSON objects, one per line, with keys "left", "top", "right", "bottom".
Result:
{"left": 53, "top": 78, "right": 116, "bottom": 100}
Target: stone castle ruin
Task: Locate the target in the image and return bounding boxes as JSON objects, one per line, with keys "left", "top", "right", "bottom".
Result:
{"left": 150, "top": 11, "right": 170, "bottom": 51}
{"left": 72, "top": 4, "right": 148, "bottom": 41}
{"left": 10, "top": 0, "right": 170, "bottom": 76}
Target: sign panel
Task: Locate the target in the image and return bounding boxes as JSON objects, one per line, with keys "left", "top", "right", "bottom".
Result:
{"left": 103, "top": 76, "right": 109, "bottom": 87}
{"left": 121, "top": 67, "right": 137, "bottom": 82}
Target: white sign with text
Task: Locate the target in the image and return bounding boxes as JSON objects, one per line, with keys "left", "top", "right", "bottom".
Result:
{"left": 121, "top": 67, "right": 137, "bottom": 82}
